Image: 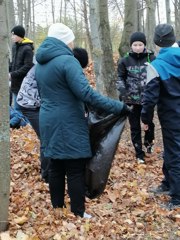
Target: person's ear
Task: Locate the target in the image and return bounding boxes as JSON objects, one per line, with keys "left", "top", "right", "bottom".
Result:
{"left": 68, "top": 41, "right": 74, "bottom": 50}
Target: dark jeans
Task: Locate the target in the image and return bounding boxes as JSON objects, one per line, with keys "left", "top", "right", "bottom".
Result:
{"left": 48, "top": 158, "right": 88, "bottom": 217}
{"left": 161, "top": 127, "right": 180, "bottom": 204}
{"left": 20, "top": 106, "right": 50, "bottom": 181}
{"left": 128, "top": 105, "right": 154, "bottom": 159}
{"left": 20, "top": 107, "right": 40, "bottom": 137}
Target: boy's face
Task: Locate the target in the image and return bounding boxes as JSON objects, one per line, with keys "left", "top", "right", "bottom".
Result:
{"left": 11, "top": 33, "right": 23, "bottom": 43}
{"left": 131, "top": 41, "right": 145, "bottom": 53}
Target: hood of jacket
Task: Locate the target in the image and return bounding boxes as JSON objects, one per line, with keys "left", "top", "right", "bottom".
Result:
{"left": 152, "top": 47, "right": 180, "bottom": 80}
{"left": 16, "top": 37, "right": 34, "bottom": 49}
{"left": 36, "top": 37, "right": 73, "bottom": 64}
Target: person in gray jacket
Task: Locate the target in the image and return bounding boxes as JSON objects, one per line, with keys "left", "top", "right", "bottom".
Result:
{"left": 35, "top": 23, "right": 130, "bottom": 218}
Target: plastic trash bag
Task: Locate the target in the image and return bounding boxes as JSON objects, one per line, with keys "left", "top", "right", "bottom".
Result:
{"left": 85, "top": 110, "right": 126, "bottom": 199}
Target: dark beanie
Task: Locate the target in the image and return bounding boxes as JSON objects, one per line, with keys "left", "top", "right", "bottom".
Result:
{"left": 11, "top": 25, "right": 25, "bottom": 38}
{"left": 73, "top": 47, "right": 89, "bottom": 69}
{"left": 153, "top": 24, "right": 175, "bottom": 47}
{"left": 130, "top": 32, "right": 146, "bottom": 46}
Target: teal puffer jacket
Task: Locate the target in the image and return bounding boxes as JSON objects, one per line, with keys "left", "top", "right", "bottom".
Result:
{"left": 35, "top": 37, "right": 124, "bottom": 160}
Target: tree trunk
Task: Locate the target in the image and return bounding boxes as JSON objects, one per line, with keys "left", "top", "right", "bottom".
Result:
{"left": 156, "top": 0, "right": 160, "bottom": 24}
{"left": 24, "top": 0, "right": 31, "bottom": 36}
{"left": 145, "top": 0, "right": 157, "bottom": 51}
{"left": 0, "top": 0, "right": 10, "bottom": 232}
{"left": 51, "top": 0, "right": 55, "bottom": 23}
{"left": 89, "top": 0, "right": 105, "bottom": 93}
{"left": 119, "top": 0, "right": 137, "bottom": 57}
{"left": 17, "top": 0, "right": 24, "bottom": 25}
{"left": 4, "top": 0, "right": 15, "bottom": 61}
{"left": 174, "top": 0, "right": 180, "bottom": 40}
{"left": 97, "top": 0, "right": 118, "bottom": 98}
{"left": 82, "top": 0, "right": 93, "bottom": 59}
{"left": 60, "top": 0, "right": 63, "bottom": 22}
{"left": 165, "top": 0, "right": 171, "bottom": 24}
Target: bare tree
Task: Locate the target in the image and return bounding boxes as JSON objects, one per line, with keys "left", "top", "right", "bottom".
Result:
{"left": 144, "top": 0, "right": 157, "bottom": 51}
{"left": 60, "top": 0, "right": 63, "bottom": 22}
{"left": 82, "top": 0, "right": 93, "bottom": 58}
{"left": 165, "top": 0, "right": 171, "bottom": 24}
{"left": 119, "top": 0, "right": 137, "bottom": 57}
{"left": 24, "top": 0, "right": 31, "bottom": 34}
{"left": 89, "top": 0, "right": 105, "bottom": 93}
{"left": 0, "top": 0, "right": 10, "bottom": 232}
{"left": 98, "top": 0, "right": 118, "bottom": 98}
{"left": 174, "top": 0, "right": 180, "bottom": 40}
{"left": 156, "top": 0, "right": 160, "bottom": 24}
{"left": 17, "top": 0, "right": 24, "bottom": 24}
{"left": 51, "top": 0, "right": 55, "bottom": 23}
{"left": 5, "top": 0, "right": 15, "bottom": 60}
{"left": 108, "top": 0, "right": 124, "bottom": 20}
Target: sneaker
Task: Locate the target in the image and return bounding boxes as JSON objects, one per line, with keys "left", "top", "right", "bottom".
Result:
{"left": 83, "top": 212, "right": 92, "bottom": 219}
{"left": 137, "top": 158, "right": 145, "bottom": 164}
{"left": 149, "top": 184, "right": 170, "bottom": 195}
{"left": 160, "top": 201, "right": 180, "bottom": 210}
{"left": 146, "top": 145, "right": 153, "bottom": 154}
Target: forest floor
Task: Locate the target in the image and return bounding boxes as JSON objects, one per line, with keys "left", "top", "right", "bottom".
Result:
{"left": 1, "top": 112, "right": 180, "bottom": 240}
{"left": 1, "top": 63, "right": 180, "bottom": 239}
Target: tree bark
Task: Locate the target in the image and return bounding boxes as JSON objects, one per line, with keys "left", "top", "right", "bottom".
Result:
{"left": 119, "top": 0, "right": 137, "bottom": 57}
{"left": 174, "top": 0, "right": 180, "bottom": 39}
{"left": 89, "top": 0, "right": 105, "bottom": 93}
{"left": 98, "top": 0, "right": 118, "bottom": 98}
{"left": 145, "top": 0, "right": 157, "bottom": 51}
{"left": 82, "top": 0, "right": 93, "bottom": 59}
{"left": 165, "top": 0, "right": 171, "bottom": 24}
{"left": 0, "top": 0, "right": 10, "bottom": 232}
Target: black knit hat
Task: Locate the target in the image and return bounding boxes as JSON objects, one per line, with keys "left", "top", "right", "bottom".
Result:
{"left": 153, "top": 24, "right": 175, "bottom": 47}
{"left": 11, "top": 25, "right": 25, "bottom": 38}
{"left": 73, "top": 47, "right": 89, "bottom": 68}
{"left": 130, "top": 32, "right": 146, "bottom": 46}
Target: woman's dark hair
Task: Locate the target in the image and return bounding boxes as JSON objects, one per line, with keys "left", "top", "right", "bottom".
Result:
{"left": 73, "top": 47, "right": 89, "bottom": 68}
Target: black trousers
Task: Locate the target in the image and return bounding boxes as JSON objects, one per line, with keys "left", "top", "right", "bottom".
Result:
{"left": 128, "top": 105, "right": 154, "bottom": 159}
{"left": 161, "top": 127, "right": 180, "bottom": 204}
{"left": 48, "top": 158, "right": 88, "bottom": 217}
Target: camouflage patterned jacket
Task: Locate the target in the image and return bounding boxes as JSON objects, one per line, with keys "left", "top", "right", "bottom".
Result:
{"left": 116, "top": 50, "right": 155, "bottom": 105}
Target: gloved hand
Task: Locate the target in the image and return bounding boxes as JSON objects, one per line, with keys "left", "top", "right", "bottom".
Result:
{"left": 120, "top": 103, "right": 132, "bottom": 117}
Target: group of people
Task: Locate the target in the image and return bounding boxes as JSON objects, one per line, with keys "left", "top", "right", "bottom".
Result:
{"left": 9, "top": 21, "right": 180, "bottom": 217}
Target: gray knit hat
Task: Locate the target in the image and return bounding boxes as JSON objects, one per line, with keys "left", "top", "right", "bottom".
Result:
{"left": 153, "top": 24, "right": 176, "bottom": 47}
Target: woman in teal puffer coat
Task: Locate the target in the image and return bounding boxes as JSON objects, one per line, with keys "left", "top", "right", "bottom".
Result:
{"left": 35, "top": 23, "right": 129, "bottom": 218}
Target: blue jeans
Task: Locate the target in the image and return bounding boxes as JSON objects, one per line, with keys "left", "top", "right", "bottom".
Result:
{"left": 12, "top": 93, "right": 21, "bottom": 111}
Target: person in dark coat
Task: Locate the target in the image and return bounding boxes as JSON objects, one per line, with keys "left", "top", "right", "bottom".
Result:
{"left": 9, "top": 25, "right": 34, "bottom": 110}
{"left": 141, "top": 24, "right": 180, "bottom": 210}
{"left": 116, "top": 32, "right": 156, "bottom": 164}
{"left": 35, "top": 23, "right": 130, "bottom": 218}
{"left": 16, "top": 47, "right": 90, "bottom": 182}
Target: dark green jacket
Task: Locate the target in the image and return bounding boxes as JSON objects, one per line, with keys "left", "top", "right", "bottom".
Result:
{"left": 35, "top": 37, "right": 124, "bottom": 159}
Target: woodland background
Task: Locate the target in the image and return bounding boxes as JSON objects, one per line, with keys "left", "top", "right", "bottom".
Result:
{"left": 1, "top": 0, "right": 180, "bottom": 239}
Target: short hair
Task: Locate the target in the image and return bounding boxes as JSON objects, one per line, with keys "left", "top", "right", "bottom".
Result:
{"left": 73, "top": 47, "right": 89, "bottom": 68}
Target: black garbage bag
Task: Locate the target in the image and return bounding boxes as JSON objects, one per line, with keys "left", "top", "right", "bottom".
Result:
{"left": 85, "top": 110, "right": 126, "bottom": 199}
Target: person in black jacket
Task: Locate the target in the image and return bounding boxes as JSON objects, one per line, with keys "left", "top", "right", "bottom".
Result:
{"left": 141, "top": 24, "right": 180, "bottom": 210}
{"left": 9, "top": 25, "right": 34, "bottom": 110}
{"left": 116, "top": 32, "right": 155, "bottom": 164}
